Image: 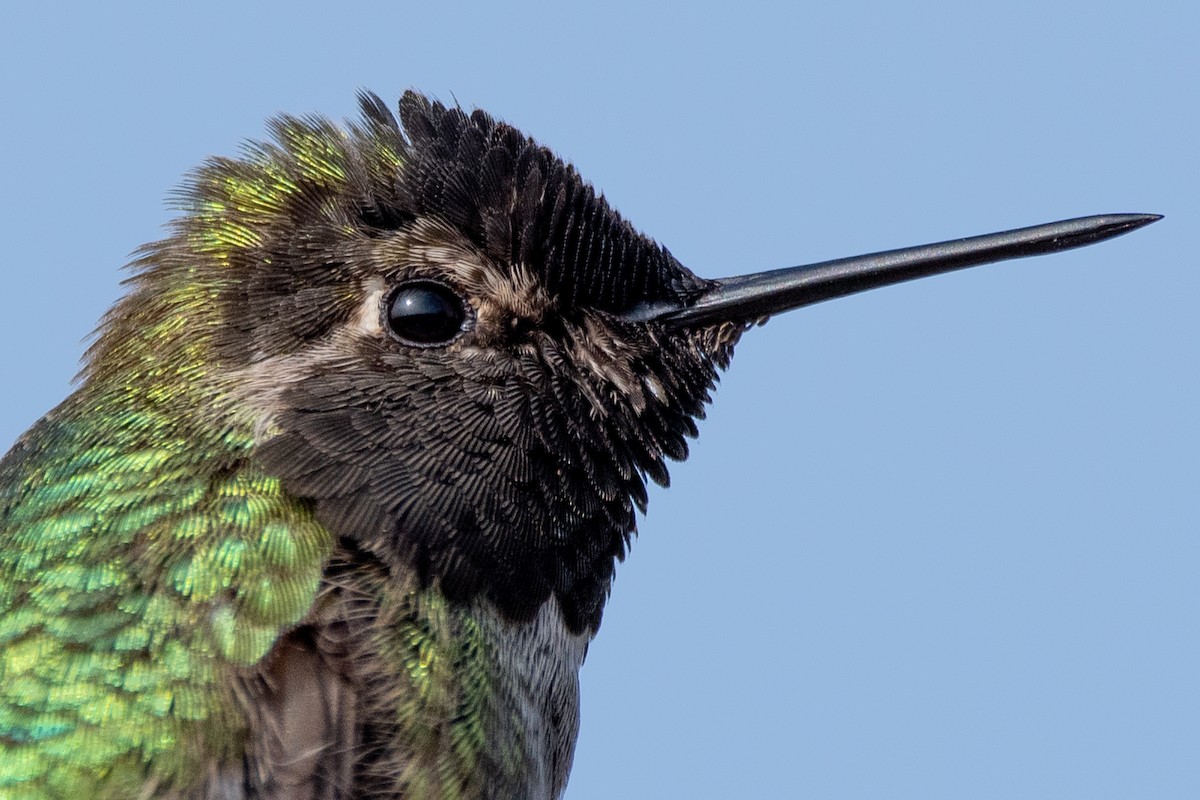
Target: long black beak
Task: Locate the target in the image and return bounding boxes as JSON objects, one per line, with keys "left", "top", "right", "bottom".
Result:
{"left": 625, "top": 214, "right": 1161, "bottom": 326}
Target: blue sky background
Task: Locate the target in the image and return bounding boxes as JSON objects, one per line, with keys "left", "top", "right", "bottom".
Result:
{"left": 1, "top": 2, "right": 1195, "bottom": 797}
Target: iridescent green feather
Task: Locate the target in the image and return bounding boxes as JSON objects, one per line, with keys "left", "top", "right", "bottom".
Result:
{"left": 0, "top": 396, "right": 332, "bottom": 797}
{"left": 381, "top": 591, "right": 496, "bottom": 800}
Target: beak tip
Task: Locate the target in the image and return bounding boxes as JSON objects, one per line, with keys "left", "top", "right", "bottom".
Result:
{"left": 1116, "top": 212, "right": 1164, "bottom": 231}
{"left": 1082, "top": 212, "right": 1163, "bottom": 246}
{"left": 1125, "top": 212, "right": 1163, "bottom": 224}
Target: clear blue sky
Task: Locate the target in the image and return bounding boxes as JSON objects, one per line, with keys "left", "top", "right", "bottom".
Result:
{"left": 1, "top": 2, "right": 1195, "bottom": 797}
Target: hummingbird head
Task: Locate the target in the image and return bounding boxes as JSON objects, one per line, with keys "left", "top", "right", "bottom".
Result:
{"left": 90, "top": 91, "right": 741, "bottom": 634}
{"left": 86, "top": 90, "right": 1158, "bottom": 635}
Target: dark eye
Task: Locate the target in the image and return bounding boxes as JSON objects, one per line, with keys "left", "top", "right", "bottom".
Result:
{"left": 385, "top": 281, "right": 469, "bottom": 346}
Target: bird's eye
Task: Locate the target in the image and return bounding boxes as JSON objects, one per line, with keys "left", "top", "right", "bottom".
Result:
{"left": 385, "top": 281, "right": 469, "bottom": 346}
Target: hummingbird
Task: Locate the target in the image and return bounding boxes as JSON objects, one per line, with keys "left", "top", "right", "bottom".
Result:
{"left": 0, "top": 90, "right": 1158, "bottom": 799}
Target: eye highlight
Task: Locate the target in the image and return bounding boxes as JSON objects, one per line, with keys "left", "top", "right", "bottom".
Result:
{"left": 385, "top": 281, "right": 469, "bottom": 346}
